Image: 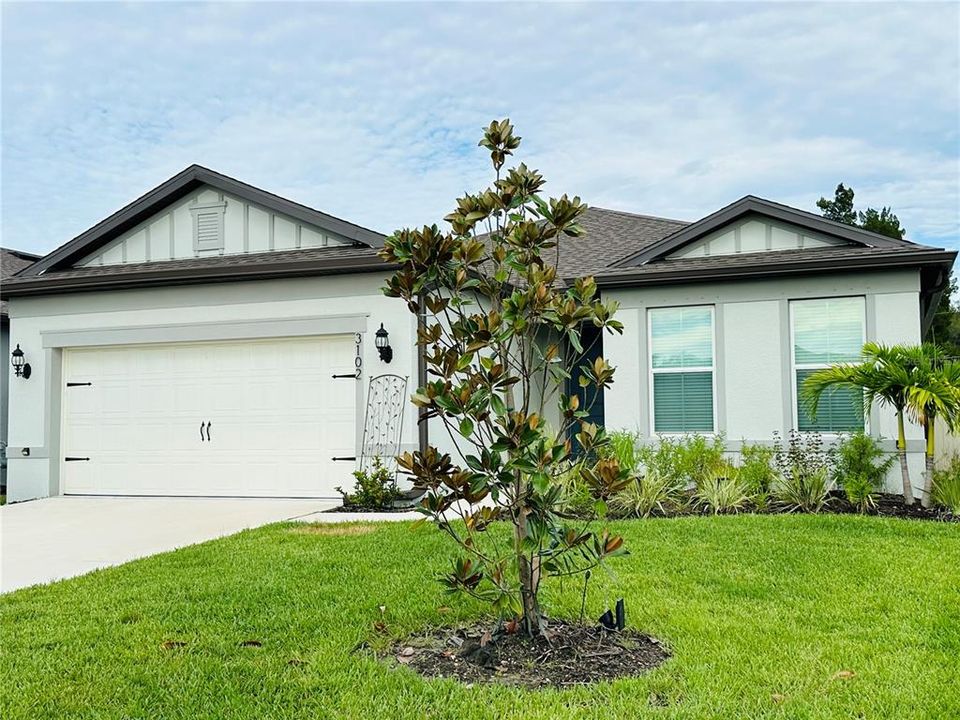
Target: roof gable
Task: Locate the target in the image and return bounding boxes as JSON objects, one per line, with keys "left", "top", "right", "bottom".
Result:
{"left": 75, "top": 183, "right": 358, "bottom": 268}
{"left": 665, "top": 214, "right": 852, "bottom": 260}
{"left": 22, "top": 165, "right": 385, "bottom": 277}
{"left": 615, "top": 196, "right": 912, "bottom": 267}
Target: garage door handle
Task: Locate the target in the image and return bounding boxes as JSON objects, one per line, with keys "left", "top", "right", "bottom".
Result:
{"left": 332, "top": 373, "right": 358, "bottom": 379}
{"left": 331, "top": 456, "right": 356, "bottom": 461}
{"left": 65, "top": 457, "right": 90, "bottom": 462}
{"left": 206, "top": 421, "right": 212, "bottom": 442}
{"left": 200, "top": 422, "right": 206, "bottom": 442}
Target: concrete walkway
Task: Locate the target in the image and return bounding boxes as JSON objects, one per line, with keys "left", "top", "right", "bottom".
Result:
{"left": 0, "top": 496, "right": 344, "bottom": 593}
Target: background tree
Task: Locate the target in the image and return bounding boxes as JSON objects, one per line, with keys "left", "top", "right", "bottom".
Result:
{"left": 382, "top": 120, "right": 629, "bottom": 638}
{"left": 818, "top": 183, "right": 959, "bottom": 350}
{"left": 816, "top": 183, "right": 857, "bottom": 225}
{"left": 817, "top": 182, "right": 904, "bottom": 239}
{"left": 929, "top": 276, "right": 960, "bottom": 357}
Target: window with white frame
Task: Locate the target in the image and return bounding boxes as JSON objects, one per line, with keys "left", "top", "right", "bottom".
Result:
{"left": 649, "top": 305, "right": 715, "bottom": 432}
{"left": 791, "top": 296, "right": 865, "bottom": 432}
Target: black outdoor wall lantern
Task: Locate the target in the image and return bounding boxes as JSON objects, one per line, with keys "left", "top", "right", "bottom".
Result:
{"left": 11, "top": 344, "right": 31, "bottom": 379}
{"left": 375, "top": 323, "right": 393, "bottom": 363}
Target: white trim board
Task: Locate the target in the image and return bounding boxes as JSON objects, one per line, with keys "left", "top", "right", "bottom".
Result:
{"left": 41, "top": 315, "right": 368, "bottom": 349}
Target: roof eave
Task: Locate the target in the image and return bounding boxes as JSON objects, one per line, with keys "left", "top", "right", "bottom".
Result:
{"left": 592, "top": 249, "right": 958, "bottom": 288}
{"left": 1, "top": 254, "right": 394, "bottom": 299}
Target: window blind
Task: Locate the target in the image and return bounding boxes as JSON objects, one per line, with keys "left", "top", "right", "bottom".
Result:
{"left": 649, "top": 306, "right": 714, "bottom": 433}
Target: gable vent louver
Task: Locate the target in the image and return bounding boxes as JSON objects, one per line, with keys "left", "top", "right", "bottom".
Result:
{"left": 191, "top": 201, "right": 227, "bottom": 253}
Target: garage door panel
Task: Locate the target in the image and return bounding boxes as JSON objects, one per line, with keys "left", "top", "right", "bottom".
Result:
{"left": 63, "top": 336, "right": 359, "bottom": 497}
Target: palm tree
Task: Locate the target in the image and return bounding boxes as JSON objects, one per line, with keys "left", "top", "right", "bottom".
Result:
{"left": 898, "top": 344, "right": 960, "bottom": 507}
{"left": 801, "top": 342, "right": 916, "bottom": 504}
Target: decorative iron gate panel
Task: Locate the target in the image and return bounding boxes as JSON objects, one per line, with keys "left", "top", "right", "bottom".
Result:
{"left": 359, "top": 374, "right": 408, "bottom": 476}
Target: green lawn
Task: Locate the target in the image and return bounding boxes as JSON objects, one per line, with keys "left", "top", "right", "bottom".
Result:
{"left": 1, "top": 515, "right": 958, "bottom": 719}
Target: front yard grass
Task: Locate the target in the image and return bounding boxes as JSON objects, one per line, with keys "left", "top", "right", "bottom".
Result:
{"left": 1, "top": 515, "right": 958, "bottom": 719}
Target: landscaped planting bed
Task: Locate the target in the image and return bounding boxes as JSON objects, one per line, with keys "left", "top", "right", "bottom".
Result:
{"left": 1, "top": 515, "right": 958, "bottom": 719}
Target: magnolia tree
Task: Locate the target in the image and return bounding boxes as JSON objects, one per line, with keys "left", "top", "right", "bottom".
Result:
{"left": 381, "top": 120, "right": 629, "bottom": 638}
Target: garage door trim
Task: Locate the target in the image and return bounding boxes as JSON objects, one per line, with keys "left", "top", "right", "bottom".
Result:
{"left": 42, "top": 314, "right": 368, "bottom": 349}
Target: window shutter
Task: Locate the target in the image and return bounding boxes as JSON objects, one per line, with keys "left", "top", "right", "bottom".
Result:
{"left": 654, "top": 372, "right": 714, "bottom": 432}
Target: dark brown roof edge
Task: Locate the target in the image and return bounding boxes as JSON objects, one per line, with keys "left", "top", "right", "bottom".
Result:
{"left": 614, "top": 195, "right": 921, "bottom": 267}
{"left": 1, "top": 248, "right": 42, "bottom": 260}
{"left": 23, "top": 165, "right": 386, "bottom": 277}
{"left": 1, "top": 253, "right": 394, "bottom": 298}
{"left": 593, "top": 248, "right": 956, "bottom": 287}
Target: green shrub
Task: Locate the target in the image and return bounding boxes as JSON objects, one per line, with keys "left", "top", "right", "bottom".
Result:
{"left": 610, "top": 469, "right": 681, "bottom": 518}
{"left": 833, "top": 432, "right": 895, "bottom": 512}
{"left": 932, "top": 455, "right": 960, "bottom": 513}
{"left": 694, "top": 465, "right": 750, "bottom": 515}
{"left": 636, "top": 434, "right": 727, "bottom": 488}
{"left": 773, "top": 429, "right": 832, "bottom": 483}
{"left": 683, "top": 434, "right": 729, "bottom": 486}
{"left": 602, "top": 430, "right": 642, "bottom": 474}
{"left": 337, "top": 457, "right": 401, "bottom": 509}
{"left": 739, "top": 442, "right": 776, "bottom": 494}
{"left": 773, "top": 465, "right": 833, "bottom": 513}
{"left": 739, "top": 442, "right": 776, "bottom": 509}
{"left": 556, "top": 463, "right": 598, "bottom": 517}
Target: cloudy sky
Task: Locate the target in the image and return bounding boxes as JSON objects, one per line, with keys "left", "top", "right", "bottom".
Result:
{"left": 2, "top": 2, "right": 958, "bottom": 256}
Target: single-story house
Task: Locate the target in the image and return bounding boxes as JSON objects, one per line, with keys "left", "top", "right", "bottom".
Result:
{"left": 1, "top": 165, "right": 954, "bottom": 502}
{"left": 1, "top": 247, "right": 42, "bottom": 492}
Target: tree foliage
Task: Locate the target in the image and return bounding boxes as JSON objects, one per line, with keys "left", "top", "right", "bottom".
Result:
{"left": 380, "top": 120, "right": 628, "bottom": 637}
{"left": 816, "top": 182, "right": 857, "bottom": 226}
{"left": 929, "top": 275, "right": 960, "bottom": 356}
{"left": 816, "top": 182, "right": 905, "bottom": 239}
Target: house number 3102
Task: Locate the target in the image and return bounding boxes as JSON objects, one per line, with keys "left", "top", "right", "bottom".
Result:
{"left": 354, "top": 333, "right": 363, "bottom": 378}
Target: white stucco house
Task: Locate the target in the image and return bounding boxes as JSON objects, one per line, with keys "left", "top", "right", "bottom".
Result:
{"left": 2, "top": 247, "right": 42, "bottom": 492}
{"left": 1, "top": 165, "right": 955, "bottom": 503}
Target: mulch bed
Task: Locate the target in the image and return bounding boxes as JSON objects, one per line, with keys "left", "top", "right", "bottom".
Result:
{"left": 823, "top": 492, "right": 956, "bottom": 521}
{"left": 324, "top": 504, "right": 415, "bottom": 514}
{"left": 384, "top": 620, "right": 669, "bottom": 689}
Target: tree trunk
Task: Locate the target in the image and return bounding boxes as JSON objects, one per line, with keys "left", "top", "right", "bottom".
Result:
{"left": 515, "top": 505, "right": 543, "bottom": 637}
{"left": 922, "top": 418, "right": 935, "bottom": 508}
{"left": 897, "top": 411, "right": 914, "bottom": 505}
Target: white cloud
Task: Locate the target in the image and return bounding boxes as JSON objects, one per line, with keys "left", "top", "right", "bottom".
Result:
{"left": 1, "top": 2, "right": 957, "bottom": 255}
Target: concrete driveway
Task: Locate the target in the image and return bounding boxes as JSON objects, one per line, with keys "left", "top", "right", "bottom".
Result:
{"left": 0, "top": 496, "right": 337, "bottom": 593}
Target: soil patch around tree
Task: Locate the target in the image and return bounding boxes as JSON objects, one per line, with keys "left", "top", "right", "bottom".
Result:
{"left": 384, "top": 620, "right": 669, "bottom": 689}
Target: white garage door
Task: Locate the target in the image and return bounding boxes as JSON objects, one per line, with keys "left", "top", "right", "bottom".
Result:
{"left": 61, "top": 335, "right": 358, "bottom": 497}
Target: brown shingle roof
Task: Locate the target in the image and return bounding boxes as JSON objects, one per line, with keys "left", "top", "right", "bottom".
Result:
{"left": 552, "top": 207, "right": 688, "bottom": 278}
{"left": 1, "top": 248, "right": 41, "bottom": 318}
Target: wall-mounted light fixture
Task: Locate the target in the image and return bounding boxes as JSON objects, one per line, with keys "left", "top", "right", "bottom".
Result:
{"left": 11, "top": 344, "right": 31, "bottom": 379}
{"left": 375, "top": 323, "right": 393, "bottom": 363}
